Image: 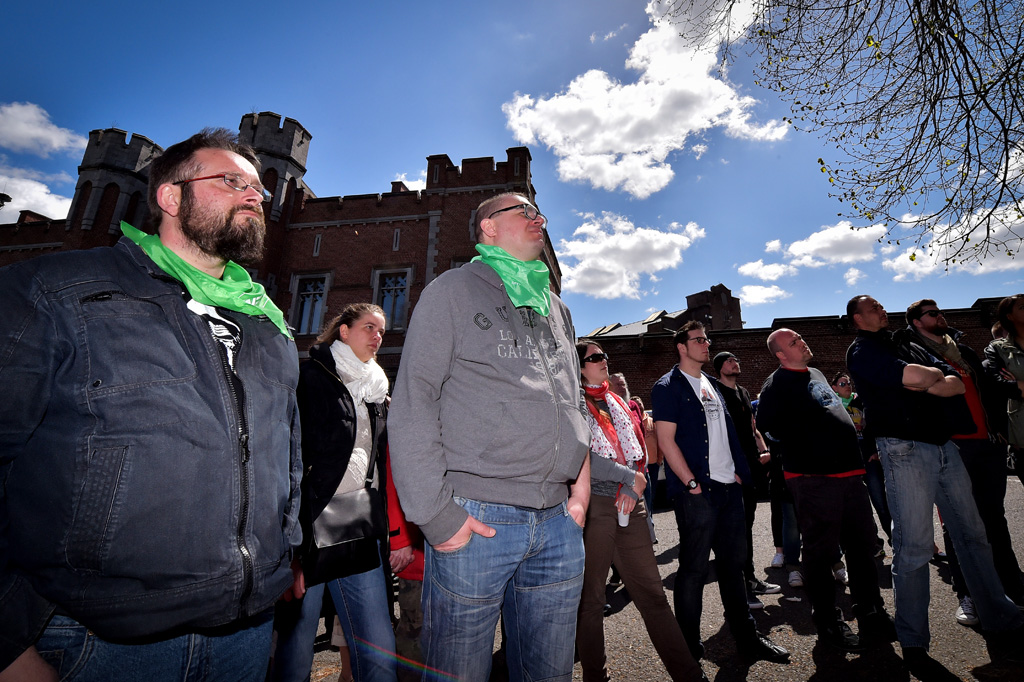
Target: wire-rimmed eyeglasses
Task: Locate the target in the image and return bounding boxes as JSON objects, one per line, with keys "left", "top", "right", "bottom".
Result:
{"left": 174, "top": 173, "right": 273, "bottom": 201}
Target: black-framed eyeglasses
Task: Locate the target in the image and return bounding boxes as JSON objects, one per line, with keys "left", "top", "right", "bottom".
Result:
{"left": 687, "top": 336, "right": 711, "bottom": 345}
{"left": 921, "top": 310, "right": 944, "bottom": 318}
{"left": 486, "top": 203, "right": 546, "bottom": 225}
{"left": 582, "top": 352, "right": 608, "bottom": 364}
{"left": 174, "top": 173, "right": 273, "bottom": 201}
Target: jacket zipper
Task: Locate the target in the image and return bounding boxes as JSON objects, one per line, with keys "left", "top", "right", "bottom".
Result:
{"left": 526, "top": 309, "right": 563, "bottom": 481}
{"left": 213, "top": 325, "right": 255, "bottom": 611}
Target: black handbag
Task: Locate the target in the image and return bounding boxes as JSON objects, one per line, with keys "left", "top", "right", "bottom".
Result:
{"left": 300, "top": 411, "right": 388, "bottom": 586}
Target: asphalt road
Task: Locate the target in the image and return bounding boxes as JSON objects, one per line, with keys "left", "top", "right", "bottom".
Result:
{"left": 310, "top": 477, "right": 1024, "bottom": 681}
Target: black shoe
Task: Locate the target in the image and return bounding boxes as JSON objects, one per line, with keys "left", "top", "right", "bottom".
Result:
{"left": 858, "top": 609, "right": 898, "bottom": 643}
{"left": 739, "top": 632, "right": 791, "bottom": 664}
{"left": 818, "top": 620, "right": 865, "bottom": 652}
{"left": 902, "top": 647, "right": 960, "bottom": 682}
{"left": 748, "top": 577, "right": 782, "bottom": 595}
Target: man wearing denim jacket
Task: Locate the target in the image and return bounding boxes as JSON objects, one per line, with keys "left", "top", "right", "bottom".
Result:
{"left": 0, "top": 129, "right": 301, "bottom": 681}
{"left": 651, "top": 321, "right": 790, "bottom": 666}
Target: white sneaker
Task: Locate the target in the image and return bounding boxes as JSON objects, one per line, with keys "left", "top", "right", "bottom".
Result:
{"left": 955, "top": 596, "right": 979, "bottom": 626}
{"left": 788, "top": 570, "right": 804, "bottom": 588}
{"left": 833, "top": 567, "right": 849, "bottom": 585}
{"left": 768, "top": 552, "right": 785, "bottom": 569}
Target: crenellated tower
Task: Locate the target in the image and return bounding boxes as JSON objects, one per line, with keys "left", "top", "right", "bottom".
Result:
{"left": 65, "top": 129, "right": 161, "bottom": 249}
{"left": 237, "top": 111, "right": 312, "bottom": 223}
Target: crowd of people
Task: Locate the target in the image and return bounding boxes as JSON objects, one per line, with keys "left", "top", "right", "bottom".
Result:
{"left": 1, "top": 128, "right": 1023, "bottom": 682}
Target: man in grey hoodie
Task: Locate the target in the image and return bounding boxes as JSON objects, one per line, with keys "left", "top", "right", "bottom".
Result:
{"left": 390, "top": 192, "right": 591, "bottom": 682}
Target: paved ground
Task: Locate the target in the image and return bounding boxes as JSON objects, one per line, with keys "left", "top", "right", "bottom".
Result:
{"left": 309, "top": 478, "right": 1024, "bottom": 681}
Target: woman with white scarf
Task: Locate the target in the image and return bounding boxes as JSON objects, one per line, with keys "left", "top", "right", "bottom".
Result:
{"left": 270, "top": 303, "right": 397, "bottom": 682}
{"left": 575, "top": 341, "right": 707, "bottom": 682}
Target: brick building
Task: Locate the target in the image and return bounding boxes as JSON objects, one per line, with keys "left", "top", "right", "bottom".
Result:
{"left": 0, "top": 112, "right": 1008, "bottom": 390}
{"left": 586, "top": 285, "right": 1005, "bottom": 408}
{"left": 0, "top": 111, "right": 559, "bottom": 380}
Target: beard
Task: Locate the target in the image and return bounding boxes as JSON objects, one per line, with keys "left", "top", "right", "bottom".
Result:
{"left": 179, "top": 186, "right": 266, "bottom": 265}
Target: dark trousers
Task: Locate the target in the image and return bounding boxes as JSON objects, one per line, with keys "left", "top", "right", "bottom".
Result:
{"left": 578, "top": 495, "right": 703, "bottom": 682}
{"left": 671, "top": 481, "right": 756, "bottom": 657}
{"left": 945, "top": 439, "right": 1024, "bottom": 603}
{"left": 788, "top": 474, "right": 884, "bottom": 628}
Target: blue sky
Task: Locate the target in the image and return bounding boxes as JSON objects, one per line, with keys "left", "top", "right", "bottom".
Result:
{"left": 3, "top": 0, "right": 1022, "bottom": 337}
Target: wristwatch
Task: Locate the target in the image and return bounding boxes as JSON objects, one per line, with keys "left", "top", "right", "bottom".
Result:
{"left": 685, "top": 479, "right": 699, "bottom": 490}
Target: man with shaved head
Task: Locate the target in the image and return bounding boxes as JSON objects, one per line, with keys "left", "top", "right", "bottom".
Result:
{"left": 847, "top": 295, "right": 1024, "bottom": 676}
{"left": 757, "top": 329, "right": 895, "bottom": 652}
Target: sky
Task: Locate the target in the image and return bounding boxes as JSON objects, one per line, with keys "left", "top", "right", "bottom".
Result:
{"left": 4, "top": 0, "right": 1023, "bottom": 337}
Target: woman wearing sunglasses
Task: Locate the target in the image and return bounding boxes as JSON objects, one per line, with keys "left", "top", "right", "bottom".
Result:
{"left": 574, "top": 340, "right": 706, "bottom": 682}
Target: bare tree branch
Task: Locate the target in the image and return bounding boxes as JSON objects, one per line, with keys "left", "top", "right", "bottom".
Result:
{"left": 657, "top": 0, "right": 1024, "bottom": 263}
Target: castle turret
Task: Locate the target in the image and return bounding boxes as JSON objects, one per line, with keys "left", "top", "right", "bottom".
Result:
{"left": 238, "top": 112, "right": 311, "bottom": 222}
{"left": 66, "top": 129, "right": 161, "bottom": 245}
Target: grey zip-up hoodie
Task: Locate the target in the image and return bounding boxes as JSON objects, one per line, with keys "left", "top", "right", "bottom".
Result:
{"left": 389, "top": 261, "right": 590, "bottom": 545}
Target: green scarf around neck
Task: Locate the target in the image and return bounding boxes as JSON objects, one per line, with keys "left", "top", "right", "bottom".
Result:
{"left": 472, "top": 244, "right": 551, "bottom": 316}
{"left": 121, "top": 222, "right": 292, "bottom": 338}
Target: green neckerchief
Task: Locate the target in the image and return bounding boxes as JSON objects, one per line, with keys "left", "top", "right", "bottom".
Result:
{"left": 471, "top": 244, "right": 551, "bottom": 317}
{"left": 121, "top": 222, "right": 292, "bottom": 339}
{"left": 840, "top": 395, "right": 853, "bottom": 409}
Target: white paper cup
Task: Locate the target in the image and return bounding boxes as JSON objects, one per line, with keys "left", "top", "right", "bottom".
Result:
{"left": 617, "top": 508, "right": 629, "bottom": 527}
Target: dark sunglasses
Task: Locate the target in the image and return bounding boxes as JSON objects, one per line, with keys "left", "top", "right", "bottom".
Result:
{"left": 921, "top": 310, "right": 944, "bottom": 318}
{"left": 836, "top": 381, "right": 851, "bottom": 387}
{"left": 582, "top": 352, "right": 608, "bottom": 364}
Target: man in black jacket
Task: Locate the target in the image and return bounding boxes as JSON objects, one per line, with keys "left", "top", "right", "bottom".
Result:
{"left": 846, "top": 295, "right": 1022, "bottom": 677}
{"left": 757, "top": 329, "right": 895, "bottom": 652}
{"left": 0, "top": 129, "right": 301, "bottom": 681}
{"left": 712, "top": 352, "right": 779, "bottom": 608}
{"left": 905, "top": 299, "right": 1024, "bottom": 617}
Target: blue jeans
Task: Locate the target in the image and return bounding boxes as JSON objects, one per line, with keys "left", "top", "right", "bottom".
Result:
{"left": 270, "top": 560, "right": 397, "bottom": 682}
{"left": 877, "top": 437, "right": 1024, "bottom": 648}
{"left": 670, "top": 482, "right": 756, "bottom": 657}
{"left": 421, "top": 497, "right": 585, "bottom": 682}
{"left": 36, "top": 611, "right": 273, "bottom": 682}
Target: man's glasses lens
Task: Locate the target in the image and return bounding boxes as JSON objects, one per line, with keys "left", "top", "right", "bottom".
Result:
{"left": 223, "top": 174, "right": 272, "bottom": 201}
{"left": 837, "top": 381, "right": 850, "bottom": 387}
{"left": 487, "top": 203, "right": 545, "bottom": 224}
{"left": 922, "top": 310, "right": 943, "bottom": 318}
{"left": 583, "top": 352, "right": 608, "bottom": 363}
{"left": 688, "top": 337, "right": 710, "bottom": 345}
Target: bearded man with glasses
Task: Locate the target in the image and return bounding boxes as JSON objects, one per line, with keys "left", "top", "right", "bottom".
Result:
{"left": 0, "top": 129, "right": 299, "bottom": 681}
{"left": 651, "top": 321, "right": 790, "bottom": 666}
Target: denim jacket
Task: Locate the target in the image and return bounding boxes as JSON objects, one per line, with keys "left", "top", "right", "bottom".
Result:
{"left": 0, "top": 238, "right": 302, "bottom": 662}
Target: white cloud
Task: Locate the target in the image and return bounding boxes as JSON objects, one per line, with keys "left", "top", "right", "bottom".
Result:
{"left": 0, "top": 102, "right": 87, "bottom": 157}
{"left": 691, "top": 144, "right": 708, "bottom": 160}
{"left": 393, "top": 171, "right": 426, "bottom": 191}
{"left": 591, "top": 23, "right": 629, "bottom": 43}
{"left": 503, "top": 2, "right": 786, "bottom": 199}
{"left": 557, "top": 211, "right": 705, "bottom": 298}
{"left": 844, "top": 267, "right": 865, "bottom": 286}
{"left": 765, "top": 239, "right": 782, "bottom": 253}
{"left": 785, "top": 222, "right": 886, "bottom": 267}
{"left": 739, "top": 284, "right": 791, "bottom": 306}
{"left": 0, "top": 173, "right": 73, "bottom": 220}
{"left": 736, "top": 259, "right": 798, "bottom": 281}
{"left": 881, "top": 207, "right": 1024, "bottom": 281}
